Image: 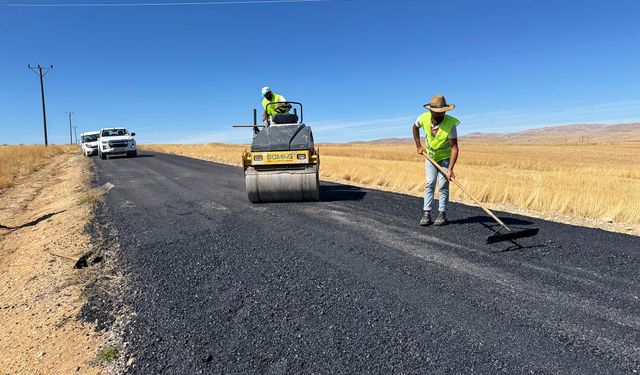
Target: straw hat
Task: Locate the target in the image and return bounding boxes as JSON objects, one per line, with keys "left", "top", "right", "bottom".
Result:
{"left": 423, "top": 94, "right": 455, "bottom": 112}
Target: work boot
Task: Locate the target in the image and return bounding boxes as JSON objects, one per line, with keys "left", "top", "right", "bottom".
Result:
{"left": 419, "top": 211, "right": 432, "bottom": 226}
{"left": 433, "top": 212, "right": 447, "bottom": 226}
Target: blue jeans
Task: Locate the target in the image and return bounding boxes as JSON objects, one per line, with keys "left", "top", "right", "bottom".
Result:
{"left": 424, "top": 158, "right": 450, "bottom": 212}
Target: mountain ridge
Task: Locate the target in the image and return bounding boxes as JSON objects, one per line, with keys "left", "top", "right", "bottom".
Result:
{"left": 346, "top": 123, "right": 640, "bottom": 144}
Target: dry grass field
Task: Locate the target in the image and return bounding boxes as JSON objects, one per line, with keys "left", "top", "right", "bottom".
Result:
{"left": 0, "top": 145, "right": 71, "bottom": 189}
{"left": 141, "top": 142, "right": 640, "bottom": 229}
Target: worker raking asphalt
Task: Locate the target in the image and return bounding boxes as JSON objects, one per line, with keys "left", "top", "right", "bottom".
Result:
{"left": 86, "top": 152, "right": 640, "bottom": 374}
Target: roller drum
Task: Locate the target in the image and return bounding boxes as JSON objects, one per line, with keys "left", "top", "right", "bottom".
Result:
{"left": 245, "top": 165, "right": 319, "bottom": 203}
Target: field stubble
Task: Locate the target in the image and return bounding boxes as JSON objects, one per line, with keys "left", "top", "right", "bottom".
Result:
{"left": 141, "top": 142, "right": 640, "bottom": 229}
{"left": 0, "top": 145, "right": 73, "bottom": 189}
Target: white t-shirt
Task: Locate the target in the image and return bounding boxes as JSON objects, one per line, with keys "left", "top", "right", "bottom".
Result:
{"left": 414, "top": 116, "right": 458, "bottom": 139}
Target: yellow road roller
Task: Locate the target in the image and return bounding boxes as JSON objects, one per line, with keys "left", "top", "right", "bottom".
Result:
{"left": 236, "top": 102, "right": 320, "bottom": 203}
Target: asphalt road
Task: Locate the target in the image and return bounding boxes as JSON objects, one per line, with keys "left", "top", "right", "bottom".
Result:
{"left": 92, "top": 152, "right": 640, "bottom": 374}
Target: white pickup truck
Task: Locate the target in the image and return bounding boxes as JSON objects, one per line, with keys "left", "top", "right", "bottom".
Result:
{"left": 80, "top": 131, "right": 100, "bottom": 157}
{"left": 98, "top": 127, "right": 137, "bottom": 159}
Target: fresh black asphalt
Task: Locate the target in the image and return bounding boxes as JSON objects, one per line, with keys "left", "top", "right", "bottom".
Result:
{"left": 92, "top": 152, "right": 640, "bottom": 374}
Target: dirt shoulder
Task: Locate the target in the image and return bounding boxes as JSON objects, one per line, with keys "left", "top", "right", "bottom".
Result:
{"left": 0, "top": 152, "right": 104, "bottom": 374}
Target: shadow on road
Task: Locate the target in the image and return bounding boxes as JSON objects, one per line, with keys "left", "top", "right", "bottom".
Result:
{"left": 449, "top": 215, "right": 534, "bottom": 226}
{"left": 496, "top": 242, "right": 548, "bottom": 253}
{"left": 449, "top": 215, "right": 545, "bottom": 252}
{"left": 320, "top": 184, "right": 367, "bottom": 202}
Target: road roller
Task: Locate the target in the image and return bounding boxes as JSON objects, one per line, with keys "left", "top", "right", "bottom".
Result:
{"left": 236, "top": 102, "right": 320, "bottom": 203}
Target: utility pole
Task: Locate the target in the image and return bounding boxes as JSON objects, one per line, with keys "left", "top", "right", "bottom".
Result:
{"left": 66, "top": 112, "right": 74, "bottom": 145}
{"left": 73, "top": 126, "right": 78, "bottom": 144}
{"left": 28, "top": 64, "right": 53, "bottom": 146}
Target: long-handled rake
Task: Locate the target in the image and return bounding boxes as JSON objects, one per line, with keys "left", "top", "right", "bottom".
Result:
{"left": 422, "top": 153, "right": 540, "bottom": 244}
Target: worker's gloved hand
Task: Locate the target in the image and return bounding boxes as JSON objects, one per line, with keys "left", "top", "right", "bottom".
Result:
{"left": 416, "top": 146, "right": 425, "bottom": 155}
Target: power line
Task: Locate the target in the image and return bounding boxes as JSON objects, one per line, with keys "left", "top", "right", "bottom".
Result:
{"left": 1, "top": 0, "right": 339, "bottom": 7}
{"left": 28, "top": 64, "right": 53, "bottom": 147}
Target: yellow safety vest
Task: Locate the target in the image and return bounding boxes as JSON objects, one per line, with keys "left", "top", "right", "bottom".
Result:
{"left": 419, "top": 112, "right": 460, "bottom": 162}
{"left": 262, "top": 94, "right": 285, "bottom": 117}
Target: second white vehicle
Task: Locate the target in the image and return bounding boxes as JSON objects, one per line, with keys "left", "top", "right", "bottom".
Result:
{"left": 80, "top": 131, "right": 100, "bottom": 157}
{"left": 98, "top": 127, "right": 137, "bottom": 159}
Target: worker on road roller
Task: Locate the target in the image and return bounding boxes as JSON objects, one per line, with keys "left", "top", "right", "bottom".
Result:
{"left": 261, "top": 86, "right": 292, "bottom": 122}
{"left": 240, "top": 99, "right": 320, "bottom": 203}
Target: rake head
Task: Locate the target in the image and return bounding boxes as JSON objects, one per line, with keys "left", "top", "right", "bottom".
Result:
{"left": 486, "top": 227, "right": 540, "bottom": 244}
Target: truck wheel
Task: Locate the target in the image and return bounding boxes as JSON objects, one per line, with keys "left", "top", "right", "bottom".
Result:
{"left": 100, "top": 152, "right": 106, "bottom": 160}
{"left": 126, "top": 151, "right": 137, "bottom": 158}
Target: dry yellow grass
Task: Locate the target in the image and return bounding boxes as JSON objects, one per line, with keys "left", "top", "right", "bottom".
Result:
{"left": 140, "top": 143, "right": 245, "bottom": 167}
{"left": 0, "top": 145, "right": 73, "bottom": 189}
{"left": 140, "top": 142, "right": 640, "bottom": 227}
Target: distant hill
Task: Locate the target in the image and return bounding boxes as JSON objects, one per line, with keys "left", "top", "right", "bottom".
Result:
{"left": 348, "top": 137, "right": 414, "bottom": 145}
{"left": 348, "top": 123, "right": 640, "bottom": 144}
{"left": 464, "top": 123, "right": 640, "bottom": 143}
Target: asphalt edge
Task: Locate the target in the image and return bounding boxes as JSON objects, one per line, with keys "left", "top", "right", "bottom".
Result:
{"left": 77, "top": 159, "right": 133, "bottom": 374}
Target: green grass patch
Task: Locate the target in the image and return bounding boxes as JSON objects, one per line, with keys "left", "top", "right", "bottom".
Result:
{"left": 90, "top": 345, "right": 120, "bottom": 365}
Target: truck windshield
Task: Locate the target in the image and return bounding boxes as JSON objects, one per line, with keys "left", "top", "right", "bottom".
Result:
{"left": 101, "top": 129, "right": 129, "bottom": 137}
{"left": 81, "top": 135, "right": 98, "bottom": 143}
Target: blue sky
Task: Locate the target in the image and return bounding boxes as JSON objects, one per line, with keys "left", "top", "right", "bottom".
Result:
{"left": 1, "top": 0, "right": 639, "bottom": 144}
